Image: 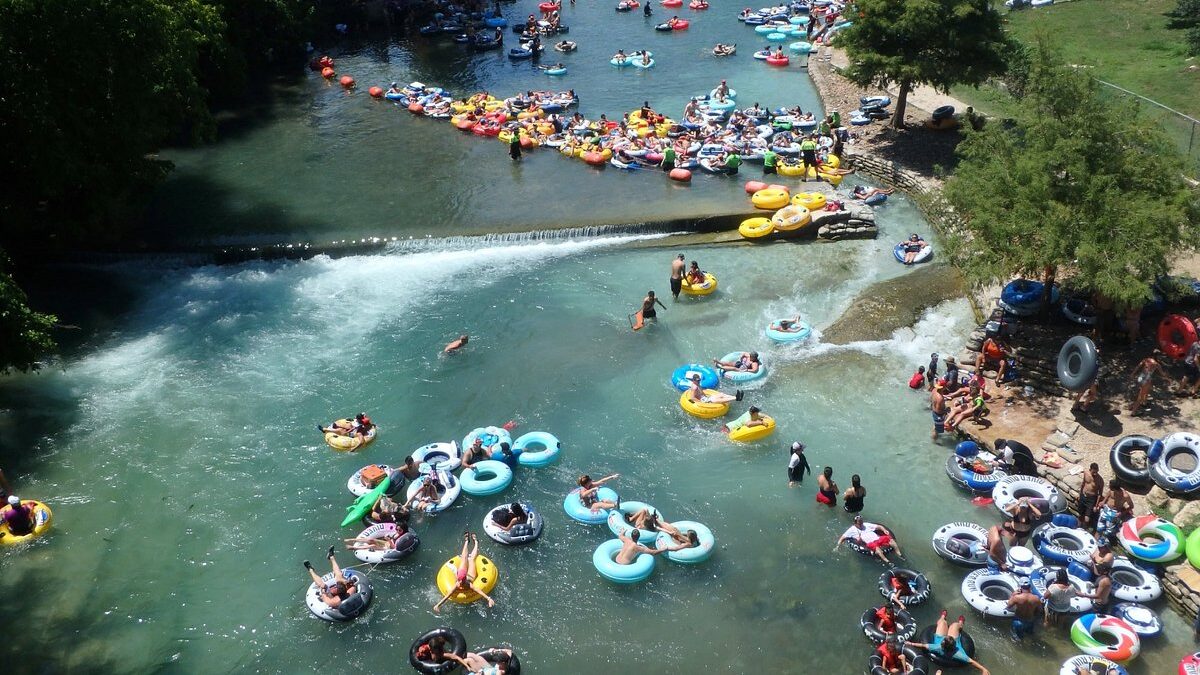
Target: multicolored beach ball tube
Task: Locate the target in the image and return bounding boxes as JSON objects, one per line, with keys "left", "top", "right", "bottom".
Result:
{"left": 1070, "top": 613, "right": 1140, "bottom": 665}
{"left": 1117, "top": 515, "right": 1184, "bottom": 563}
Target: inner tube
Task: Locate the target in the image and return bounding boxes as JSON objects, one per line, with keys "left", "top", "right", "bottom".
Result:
{"left": 765, "top": 320, "right": 812, "bottom": 343}
{"left": 917, "top": 625, "right": 975, "bottom": 668}
{"left": 1117, "top": 514, "right": 1184, "bottom": 563}
{"left": 513, "top": 430, "right": 561, "bottom": 467}
{"left": 1071, "top": 614, "right": 1141, "bottom": 664}
{"left": 1183, "top": 652, "right": 1200, "bottom": 675}
{"left": 305, "top": 568, "right": 372, "bottom": 622}
{"left": 563, "top": 486, "right": 618, "bottom": 524}
{"left": 931, "top": 522, "right": 989, "bottom": 567}
{"left": 460, "top": 460, "right": 514, "bottom": 497}
{"left": 411, "top": 441, "right": 462, "bottom": 472}
{"left": 593, "top": 538, "right": 655, "bottom": 583}
{"left": 765, "top": 54, "right": 790, "bottom": 66}
{"left": 892, "top": 242, "right": 933, "bottom": 264}
{"left": 1062, "top": 298, "right": 1098, "bottom": 325}
{"left": 462, "top": 428, "right": 511, "bottom": 458}
{"left": 1112, "top": 602, "right": 1163, "bottom": 638}
{"left": 347, "top": 464, "right": 394, "bottom": 497}
{"left": 945, "top": 454, "right": 1007, "bottom": 493}
{"left": 1059, "top": 655, "right": 1128, "bottom": 675}
{"left": 476, "top": 648, "right": 522, "bottom": 675}
{"left": 961, "top": 568, "right": 1020, "bottom": 616}
{"left": 1057, "top": 335, "right": 1099, "bottom": 392}
{"left": 351, "top": 523, "right": 420, "bottom": 563}
{"left": 1032, "top": 522, "right": 1098, "bottom": 565}
{"left": 655, "top": 520, "right": 715, "bottom": 564}
{"left": 992, "top": 475, "right": 1066, "bottom": 515}
{"left": 870, "top": 646, "right": 930, "bottom": 675}
{"left": 1188, "top": 527, "right": 1200, "bottom": 571}
{"left": 680, "top": 272, "right": 718, "bottom": 296}
{"left": 409, "top": 627, "right": 468, "bottom": 674}
{"left": 1109, "top": 435, "right": 1155, "bottom": 487}
{"left": 860, "top": 606, "right": 918, "bottom": 643}
{"left": 605, "top": 500, "right": 656, "bottom": 539}
{"left": 725, "top": 411, "right": 776, "bottom": 442}
{"left": 879, "top": 568, "right": 931, "bottom": 606}
{"left": 435, "top": 554, "right": 499, "bottom": 604}
{"left": 1158, "top": 313, "right": 1198, "bottom": 359}
{"left": 1000, "top": 279, "right": 1059, "bottom": 315}
{"left": 671, "top": 363, "right": 720, "bottom": 391}
{"left": 0, "top": 500, "right": 53, "bottom": 545}
{"left": 1108, "top": 557, "right": 1162, "bottom": 603}
{"left": 324, "top": 421, "right": 377, "bottom": 452}
{"left": 1006, "top": 546, "right": 1044, "bottom": 577}
{"left": 483, "top": 501, "right": 545, "bottom": 545}
{"left": 680, "top": 389, "right": 730, "bottom": 419}
{"left": 405, "top": 470, "right": 462, "bottom": 514}
{"left": 718, "top": 350, "right": 767, "bottom": 383}
{"left": 1148, "top": 431, "right": 1200, "bottom": 495}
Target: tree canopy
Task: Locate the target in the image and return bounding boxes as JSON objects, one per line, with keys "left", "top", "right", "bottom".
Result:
{"left": 837, "top": 0, "right": 1009, "bottom": 127}
{"left": 0, "top": 259, "right": 56, "bottom": 373}
{"left": 942, "top": 40, "right": 1200, "bottom": 309}
{"left": 1167, "top": 0, "right": 1200, "bottom": 55}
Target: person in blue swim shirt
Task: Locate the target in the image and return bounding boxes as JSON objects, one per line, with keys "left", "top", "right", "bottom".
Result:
{"left": 906, "top": 611, "right": 991, "bottom": 675}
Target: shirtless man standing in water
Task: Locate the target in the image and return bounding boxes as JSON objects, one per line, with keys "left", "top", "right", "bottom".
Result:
{"left": 670, "top": 254, "right": 686, "bottom": 300}
{"left": 930, "top": 380, "right": 949, "bottom": 441}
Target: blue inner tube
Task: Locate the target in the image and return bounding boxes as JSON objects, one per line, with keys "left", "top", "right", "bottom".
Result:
{"left": 718, "top": 351, "right": 767, "bottom": 383}
{"left": 864, "top": 192, "right": 887, "bottom": 206}
{"left": 765, "top": 320, "right": 812, "bottom": 343}
{"left": 513, "top": 431, "right": 561, "bottom": 467}
{"left": 671, "top": 363, "right": 719, "bottom": 391}
{"left": 893, "top": 242, "right": 932, "bottom": 264}
{"left": 460, "top": 460, "right": 514, "bottom": 496}
{"left": 1056, "top": 335, "right": 1098, "bottom": 392}
{"left": 592, "top": 538, "right": 655, "bottom": 583}
{"left": 563, "top": 487, "right": 618, "bottom": 524}
{"left": 1001, "top": 279, "right": 1047, "bottom": 307}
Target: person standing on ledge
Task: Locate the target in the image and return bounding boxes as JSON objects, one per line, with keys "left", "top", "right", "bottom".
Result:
{"left": 670, "top": 254, "right": 685, "bottom": 300}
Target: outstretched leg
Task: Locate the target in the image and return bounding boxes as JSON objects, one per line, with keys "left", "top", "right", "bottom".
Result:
{"left": 466, "top": 535, "right": 480, "bottom": 579}
{"left": 947, "top": 615, "right": 964, "bottom": 639}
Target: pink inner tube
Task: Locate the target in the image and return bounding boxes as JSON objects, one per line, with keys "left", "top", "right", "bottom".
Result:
{"left": 662, "top": 0, "right": 682, "bottom": 6}
{"left": 766, "top": 55, "right": 789, "bottom": 66}
{"left": 539, "top": 1, "right": 557, "bottom": 11}
{"left": 672, "top": 19, "right": 690, "bottom": 29}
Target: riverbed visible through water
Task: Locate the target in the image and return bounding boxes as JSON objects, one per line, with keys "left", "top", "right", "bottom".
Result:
{"left": 1, "top": 2, "right": 1192, "bottom": 673}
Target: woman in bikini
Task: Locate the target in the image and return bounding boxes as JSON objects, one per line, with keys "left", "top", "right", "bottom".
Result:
{"left": 577, "top": 473, "right": 619, "bottom": 511}
{"left": 1004, "top": 497, "right": 1042, "bottom": 546}
{"left": 434, "top": 532, "right": 496, "bottom": 612}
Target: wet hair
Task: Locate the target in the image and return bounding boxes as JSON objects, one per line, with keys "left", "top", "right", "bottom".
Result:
{"left": 1089, "top": 462, "right": 1099, "bottom": 471}
{"left": 823, "top": 466, "right": 833, "bottom": 479}
{"left": 647, "top": 290, "right": 655, "bottom": 297}
{"left": 499, "top": 441, "right": 513, "bottom": 457}
{"left": 749, "top": 406, "right": 761, "bottom": 414}
{"left": 405, "top": 456, "right": 415, "bottom": 466}
{"left": 687, "top": 530, "right": 700, "bottom": 547}
{"left": 630, "top": 529, "right": 641, "bottom": 542}
{"left": 511, "top": 502, "right": 526, "bottom": 518}
{"left": 749, "top": 351, "right": 759, "bottom": 361}
{"left": 578, "top": 475, "right": 592, "bottom": 487}
{"left": 918, "top": 366, "right": 925, "bottom": 373}
{"left": 851, "top": 474, "right": 861, "bottom": 488}
{"left": 460, "top": 335, "right": 469, "bottom": 342}
{"left": 1055, "top": 568, "right": 1069, "bottom": 586}
{"left": 939, "top": 636, "right": 956, "bottom": 654}
{"left": 330, "top": 581, "right": 347, "bottom": 595}
{"left": 678, "top": 253, "right": 685, "bottom": 259}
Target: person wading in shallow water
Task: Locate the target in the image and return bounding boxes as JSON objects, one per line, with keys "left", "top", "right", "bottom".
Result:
{"left": 640, "top": 290, "right": 666, "bottom": 322}
{"left": 670, "top": 254, "right": 685, "bottom": 300}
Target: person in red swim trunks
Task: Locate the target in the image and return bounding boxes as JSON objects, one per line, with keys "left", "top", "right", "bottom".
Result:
{"left": 816, "top": 466, "right": 837, "bottom": 507}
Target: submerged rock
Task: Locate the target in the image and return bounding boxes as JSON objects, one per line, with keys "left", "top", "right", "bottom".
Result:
{"left": 823, "top": 264, "right": 966, "bottom": 344}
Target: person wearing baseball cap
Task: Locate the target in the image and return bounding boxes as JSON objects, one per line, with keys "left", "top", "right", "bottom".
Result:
{"left": 787, "top": 442, "right": 810, "bottom": 486}
{"left": 1006, "top": 578, "right": 1040, "bottom": 641}
{"left": 2, "top": 495, "right": 35, "bottom": 536}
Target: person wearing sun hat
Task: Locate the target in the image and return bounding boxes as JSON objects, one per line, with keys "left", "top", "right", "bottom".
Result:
{"left": 2, "top": 495, "right": 35, "bottom": 536}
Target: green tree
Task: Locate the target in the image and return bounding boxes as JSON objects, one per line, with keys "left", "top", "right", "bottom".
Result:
{"left": 1166, "top": 0, "right": 1200, "bottom": 54}
{"left": 837, "top": 0, "right": 1009, "bottom": 128}
{"left": 0, "top": 255, "right": 56, "bottom": 372}
{"left": 943, "top": 40, "right": 1200, "bottom": 310}
{"left": 0, "top": 0, "right": 223, "bottom": 251}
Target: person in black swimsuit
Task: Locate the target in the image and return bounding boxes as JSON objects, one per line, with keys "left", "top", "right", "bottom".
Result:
{"left": 1004, "top": 497, "right": 1042, "bottom": 546}
{"left": 843, "top": 474, "right": 866, "bottom": 513}
{"left": 816, "top": 466, "right": 838, "bottom": 507}
{"left": 641, "top": 291, "right": 666, "bottom": 320}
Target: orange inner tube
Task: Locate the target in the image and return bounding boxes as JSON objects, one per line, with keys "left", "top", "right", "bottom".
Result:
{"left": 1158, "top": 314, "right": 1198, "bottom": 359}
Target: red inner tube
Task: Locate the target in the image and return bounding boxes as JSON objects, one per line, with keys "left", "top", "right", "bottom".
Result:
{"left": 1158, "top": 314, "right": 1198, "bottom": 359}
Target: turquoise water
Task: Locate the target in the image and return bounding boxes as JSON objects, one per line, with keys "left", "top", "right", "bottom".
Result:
{"left": 4, "top": 3, "right": 1192, "bottom": 673}
{"left": 143, "top": 1, "right": 828, "bottom": 247}
{"left": 1, "top": 199, "right": 1190, "bottom": 672}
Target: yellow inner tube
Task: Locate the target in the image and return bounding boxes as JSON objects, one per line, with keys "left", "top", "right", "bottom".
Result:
{"left": 819, "top": 171, "right": 844, "bottom": 187}
{"left": 324, "top": 419, "right": 377, "bottom": 452}
{"left": 681, "top": 272, "right": 718, "bottom": 296}
{"left": 739, "top": 217, "right": 775, "bottom": 239}
{"left": 751, "top": 189, "right": 790, "bottom": 210}
{"left": 0, "top": 501, "right": 52, "bottom": 546}
{"left": 792, "top": 192, "right": 826, "bottom": 210}
{"left": 679, "top": 390, "right": 730, "bottom": 418}
{"left": 436, "top": 554, "right": 499, "bottom": 604}
{"left": 727, "top": 415, "right": 776, "bottom": 442}
{"left": 771, "top": 205, "right": 811, "bottom": 231}
{"left": 776, "top": 162, "right": 805, "bottom": 177}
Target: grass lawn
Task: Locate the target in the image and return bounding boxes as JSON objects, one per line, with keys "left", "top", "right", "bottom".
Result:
{"left": 953, "top": 0, "right": 1200, "bottom": 119}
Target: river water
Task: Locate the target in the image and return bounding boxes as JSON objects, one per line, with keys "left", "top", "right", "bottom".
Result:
{"left": 1, "top": 2, "right": 1191, "bottom": 674}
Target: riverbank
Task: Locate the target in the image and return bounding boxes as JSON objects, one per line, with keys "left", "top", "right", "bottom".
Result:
{"left": 806, "top": 41, "right": 1200, "bottom": 634}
